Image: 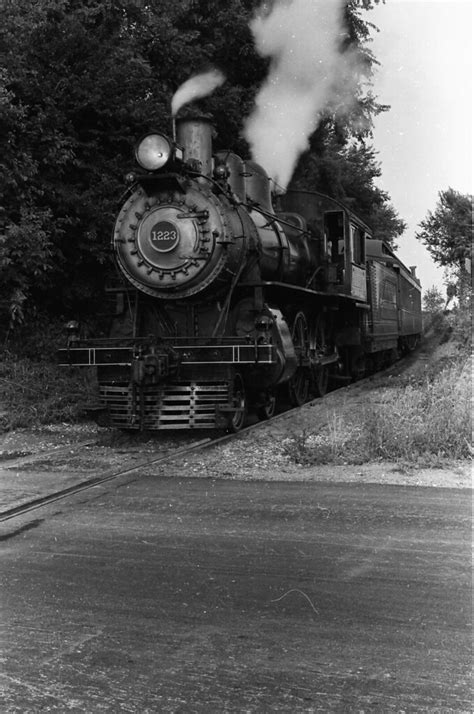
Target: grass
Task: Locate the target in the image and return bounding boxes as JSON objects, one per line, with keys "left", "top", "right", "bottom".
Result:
{"left": 1, "top": 307, "right": 472, "bottom": 469}
{"left": 283, "top": 358, "right": 472, "bottom": 466}
{"left": 0, "top": 357, "right": 97, "bottom": 433}
{"left": 363, "top": 361, "right": 471, "bottom": 461}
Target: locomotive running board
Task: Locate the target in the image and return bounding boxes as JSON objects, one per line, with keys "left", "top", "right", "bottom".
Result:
{"left": 58, "top": 343, "right": 275, "bottom": 367}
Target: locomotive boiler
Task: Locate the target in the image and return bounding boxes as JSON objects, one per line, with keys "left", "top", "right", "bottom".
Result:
{"left": 59, "top": 115, "right": 422, "bottom": 431}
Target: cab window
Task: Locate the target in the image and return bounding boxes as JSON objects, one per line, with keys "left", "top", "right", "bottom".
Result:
{"left": 350, "top": 224, "right": 366, "bottom": 266}
{"left": 324, "top": 211, "right": 345, "bottom": 263}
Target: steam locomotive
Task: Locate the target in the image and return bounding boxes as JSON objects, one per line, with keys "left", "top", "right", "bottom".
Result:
{"left": 59, "top": 116, "right": 422, "bottom": 431}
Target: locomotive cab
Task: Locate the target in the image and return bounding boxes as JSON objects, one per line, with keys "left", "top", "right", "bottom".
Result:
{"left": 278, "top": 190, "right": 369, "bottom": 301}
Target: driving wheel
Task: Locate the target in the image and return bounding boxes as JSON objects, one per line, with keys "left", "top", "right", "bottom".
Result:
{"left": 310, "top": 314, "right": 329, "bottom": 397}
{"left": 227, "top": 372, "right": 247, "bottom": 432}
{"left": 287, "top": 311, "right": 310, "bottom": 406}
{"left": 256, "top": 390, "right": 276, "bottom": 420}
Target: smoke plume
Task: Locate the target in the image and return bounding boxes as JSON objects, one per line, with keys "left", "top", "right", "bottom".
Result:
{"left": 171, "top": 69, "right": 226, "bottom": 116}
{"left": 244, "top": 0, "right": 362, "bottom": 190}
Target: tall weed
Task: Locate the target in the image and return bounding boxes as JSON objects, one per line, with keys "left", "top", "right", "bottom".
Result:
{"left": 361, "top": 361, "right": 471, "bottom": 460}
{"left": 284, "top": 359, "right": 472, "bottom": 465}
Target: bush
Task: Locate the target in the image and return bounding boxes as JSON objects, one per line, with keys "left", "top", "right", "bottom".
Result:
{"left": 0, "top": 357, "right": 97, "bottom": 432}
{"left": 1, "top": 315, "right": 69, "bottom": 361}
{"left": 451, "top": 302, "right": 472, "bottom": 350}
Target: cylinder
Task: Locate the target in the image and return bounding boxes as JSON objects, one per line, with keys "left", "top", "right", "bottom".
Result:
{"left": 176, "top": 117, "right": 213, "bottom": 180}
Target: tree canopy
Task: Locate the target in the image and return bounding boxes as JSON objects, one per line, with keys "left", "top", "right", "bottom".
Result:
{"left": 1, "top": 0, "right": 404, "bottom": 332}
{"left": 422, "top": 286, "right": 445, "bottom": 314}
{"left": 415, "top": 188, "right": 472, "bottom": 269}
{"left": 416, "top": 188, "right": 472, "bottom": 308}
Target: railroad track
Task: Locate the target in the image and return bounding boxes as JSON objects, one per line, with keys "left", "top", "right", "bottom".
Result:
{"left": 0, "top": 437, "right": 212, "bottom": 523}
{"left": 0, "top": 399, "right": 312, "bottom": 524}
{"left": 0, "top": 349, "right": 420, "bottom": 525}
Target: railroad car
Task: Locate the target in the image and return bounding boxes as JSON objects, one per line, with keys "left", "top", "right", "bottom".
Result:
{"left": 59, "top": 116, "right": 422, "bottom": 431}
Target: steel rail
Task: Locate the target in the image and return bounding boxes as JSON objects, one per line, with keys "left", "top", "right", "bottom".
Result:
{"left": 0, "top": 395, "right": 318, "bottom": 524}
{"left": 0, "top": 437, "right": 212, "bottom": 523}
{"left": 0, "top": 349, "right": 417, "bottom": 524}
{"left": 0, "top": 440, "right": 98, "bottom": 470}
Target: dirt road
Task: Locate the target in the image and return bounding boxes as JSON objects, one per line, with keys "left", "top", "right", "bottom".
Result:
{"left": 1, "top": 472, "right": 471, "bottom": 712}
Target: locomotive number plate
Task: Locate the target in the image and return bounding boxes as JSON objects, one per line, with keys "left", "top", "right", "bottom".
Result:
{"left": 149, "top": 221, "right": 180, "bottom": 252}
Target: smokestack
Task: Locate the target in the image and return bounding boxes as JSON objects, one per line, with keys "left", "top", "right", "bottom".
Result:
{"left": 176, "top": 117, "right": 213, "bottom": 181}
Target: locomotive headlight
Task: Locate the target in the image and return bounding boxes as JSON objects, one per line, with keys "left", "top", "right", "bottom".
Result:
{"left": 135, "top": 133, "right": 172, "bottom": 171}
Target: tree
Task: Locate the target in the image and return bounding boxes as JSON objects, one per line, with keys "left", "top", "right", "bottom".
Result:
{"left": 1, "top": 0, "right": 403, "bottom": 337}
{"left": 422, "top": 286, "right": 445, "bottom": 313}
{"left": 1, "top": 0, "right": 163, "bottom": 322}
{"left": 416, "top": 189, "right": 472, "bottom": 268}
{"left": 416, "top": 188, "right": 472, "bottom": 306}
{"left": 292, "top": 135, "right": 406, "bottom": 246}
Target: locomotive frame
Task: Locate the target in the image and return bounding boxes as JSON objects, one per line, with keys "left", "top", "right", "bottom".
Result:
{"left": 59, "top": 116, "right": 422, "bottom": 431}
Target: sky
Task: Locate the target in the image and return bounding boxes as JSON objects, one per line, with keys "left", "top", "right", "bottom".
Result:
{"left": 366, "top": 0, "right": 473, "bottom": 294}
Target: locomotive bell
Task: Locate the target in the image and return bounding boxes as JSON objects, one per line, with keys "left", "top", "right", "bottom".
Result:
{"left": 215, "top": 151, "right": 246, "bottom": 202}
{"left": 176, "top": 117, "right": 214, "bottom": 182}
{"left": 243, "top": 161, "right": 273, "bottom": 212}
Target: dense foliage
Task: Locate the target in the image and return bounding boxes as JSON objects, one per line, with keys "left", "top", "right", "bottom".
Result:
{"left": 1, "top": 0, "right": 404, "bottom": 341}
